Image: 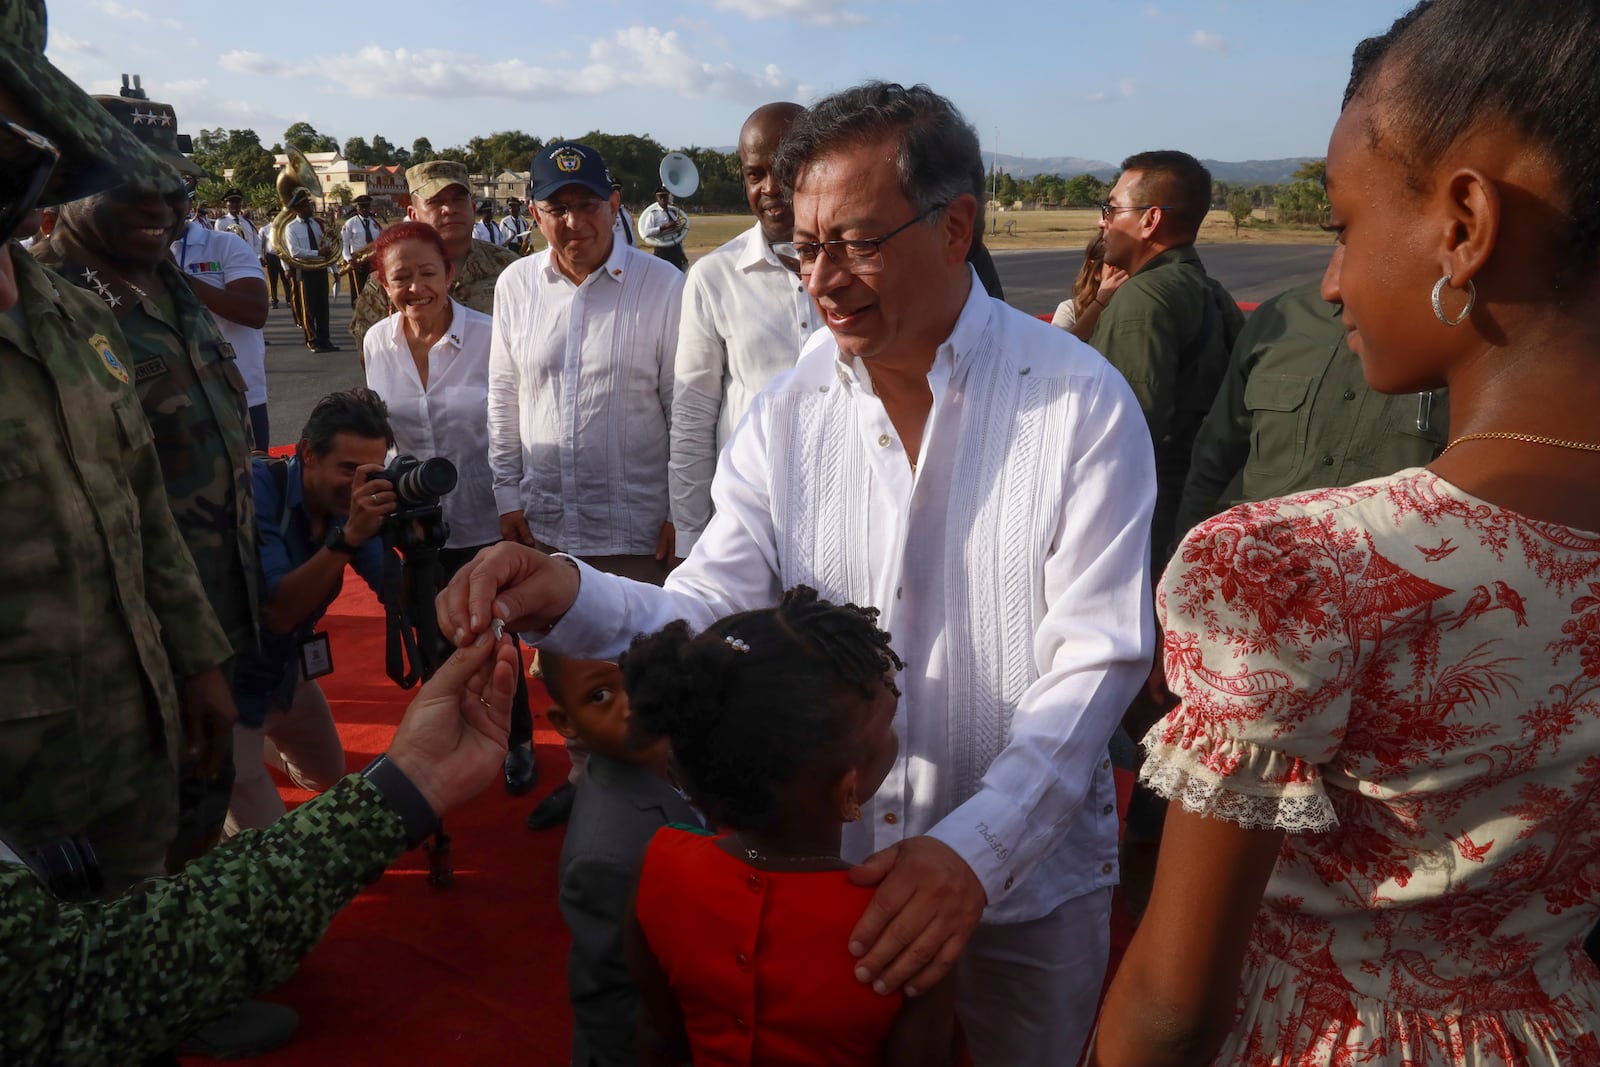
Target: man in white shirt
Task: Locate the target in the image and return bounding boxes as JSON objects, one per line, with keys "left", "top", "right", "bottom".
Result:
{"left": 217, "top": 188, "right": 261, "bottom": 258}
{"left": 172, "top": 215, "right": 271, "bottom": 447}
{"left": 284, "top": 191, "right": 336, "bottom": 352}
{"left": 445, "top": 84, "right": 1154, "bottom": 1066}
{"left": 636, "top": 187, "right": 688, "bottom": 271}
{"left": 669, "top": 101, "right": 816, "bottom": 557}
{"left": 612, "top": 182, "right": 635, "bottom": 248}
{"left": 498, "top": 197, "right": 531, "bottom": 252}
{"left": 487, "top": 140, "right": 683, "bottom": 828}
{"left": 472, "top": 201, "right": 500, "bottom": 246}
{"left": 340, "top": 194, "right": 381, "bottom": 308}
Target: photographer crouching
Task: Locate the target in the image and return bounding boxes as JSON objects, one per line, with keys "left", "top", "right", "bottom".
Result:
{"left": 225, "top": 389, "right": 400, "bottom": 834}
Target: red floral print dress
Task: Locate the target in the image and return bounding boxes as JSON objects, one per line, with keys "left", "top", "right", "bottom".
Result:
{"left": 1143, "top": 469, "right": 1600, "bottom": 1065}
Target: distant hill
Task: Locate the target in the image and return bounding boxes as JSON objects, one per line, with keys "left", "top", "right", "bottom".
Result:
{"left": 985, "top": 152, "right": 1321, "bottom": 185}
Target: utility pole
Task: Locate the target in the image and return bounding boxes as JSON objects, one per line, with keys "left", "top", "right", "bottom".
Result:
{"left": 991, "top": 127, "right": 999, "bottom": 238}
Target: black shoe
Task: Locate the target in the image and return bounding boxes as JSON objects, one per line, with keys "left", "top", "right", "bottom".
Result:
{"left": 526, "top": 781, "right": 576, "bottom": 830}
{"left": 178, "top": 1000, "right": 298, "bottom": 1059}
{"left": 503, "top": 744, "right": 538, "bottom": 796}
{"left": 313, "top": 344, "right": 340, "bottom": 353}
{"left": 271, "top": 300, "right": 280, "bottom": 308}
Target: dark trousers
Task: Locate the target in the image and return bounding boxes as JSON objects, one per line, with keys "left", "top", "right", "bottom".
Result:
{"left": 438, "top": 544, "right": 534, "bottom": 748}
{"left": 263, "top": 252, "right": 285, "bottom": 304}
{"left": 653, "top": 242, "right": 688, "bottom": 272}
{"left": 351, "top": 262, "right": 373, "bottom": 308}
{"left": 295, "top": 268, "right": 331, "bottom": 349}
{"left": 248, "top": 404, "right": 269, "bottom": 453}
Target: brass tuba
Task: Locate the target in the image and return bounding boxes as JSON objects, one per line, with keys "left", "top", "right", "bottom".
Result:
{"left": 271, "top": 147, "right": 343, "bottom": 271}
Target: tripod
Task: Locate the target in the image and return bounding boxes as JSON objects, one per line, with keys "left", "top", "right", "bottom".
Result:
{"left": 379, "top": 504, "right": 456, "bottom": 887}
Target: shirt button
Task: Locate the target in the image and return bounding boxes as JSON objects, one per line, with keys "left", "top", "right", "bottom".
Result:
{"left": 1102, "top": 803, "right": 1115, "bottom": 815}
{"left": 1343, "top": 389, "right": 1357, "bottom": 400}
{"left": 1003, "top": 875, "right": 1014, "bottom": 891}
{"left": 1101, "top": 862, "right": 1114, "bottom": 875}
{"left": 736, "top": 952, "right": 750, "bottom": 971}
{"left": 800, "top": 322, "right": 808, "bottom": 329}
{"left": 877, "top": 434, "right": 891, "bottom": 447}
{"left": 1101, "top": 758, "right": 1111, "bottom": 770}
{"left": 895, "top": 586, "right": 903, "bottom": 600}
{"left": 747, "top": 874, "right": 762, "bottom": 892}
{"left": 1321, "top": 455, "right": 1335, "bottom": 466}
{"left": 884, "top": 812, "right": 898, "bottom": 825}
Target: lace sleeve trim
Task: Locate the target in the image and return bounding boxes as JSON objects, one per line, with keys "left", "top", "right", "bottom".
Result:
{"left": 1138, "top": 725, "right": 1340, "bottom": 833}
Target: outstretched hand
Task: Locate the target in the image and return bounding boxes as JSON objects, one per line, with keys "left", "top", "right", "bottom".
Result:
{"left": 436, "top": 542, "right": 581, "bottom": 647}
{"left": 846, "top": 836, "right": 987, "bottom": 997}
{"left": 386, "top": 632, "right": 519, "bottom": 816}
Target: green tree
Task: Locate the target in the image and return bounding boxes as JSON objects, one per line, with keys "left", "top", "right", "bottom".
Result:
{"left": 1292, "top": 159, "right": 1327, "bottom": 184}
{"left": 411, "top": 137, "right": 436, "bottom": 164}
{"left": 370, "top": 134, "right": 406, "bottom": 166}
{"left": 283, "top": 121, "right": 338, "bottom": 154}
{"left": 1227, "top": 191, "right": 1252, "bottom": 236}
{"left": 678, "top": 145, "right": 742, "bottom": 211}
{"left": 1061, "top": 173, "right": 1108, "bottom": 207}
{"left": 327, "top": 183, "right": 353, "bottom": 206}
{"left": 190, "top": 127, "right": 277, "bottom": 190}
{"left": 342, "top": 135, "right": 376, "bottom": 166}
{"left": 572, "top": 131, "right": 669, "bottom": 205}
{"left": 1273, "top": 180, "right": 1328, "bottom": 225}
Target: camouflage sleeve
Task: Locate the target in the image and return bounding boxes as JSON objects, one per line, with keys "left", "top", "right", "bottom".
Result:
{"left": 348, "top": 274, "right": 393, "bottom": 349}
{"left": 0, "top": 775, "right": 406, "bottom": 1067}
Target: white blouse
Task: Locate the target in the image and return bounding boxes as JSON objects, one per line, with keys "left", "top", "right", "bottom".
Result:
{"left": 363, "top": 299, "right": 501, "bottom": 549}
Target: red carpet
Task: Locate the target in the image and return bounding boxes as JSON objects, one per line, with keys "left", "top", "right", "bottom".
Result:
{"left": 182, "top": 566, "right": 1135, "bottom": 1066}
{"left": 182, "top": 579, "right": 578, "bottom": 1067}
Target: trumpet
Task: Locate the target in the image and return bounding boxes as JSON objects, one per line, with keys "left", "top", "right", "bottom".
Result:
{"left": 271, "top": 147, "right": 343, "bottom": 272}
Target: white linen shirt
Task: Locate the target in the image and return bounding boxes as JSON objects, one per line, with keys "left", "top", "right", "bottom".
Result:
{"left": 472, "top": 221, "right": 501, "bottom": 246}
{"left": 171, "top": 220, "right": 268, "bottom": 407}
{"left": 669, "top": 224, "right": 820, "bottom": 554}
{"left": 364, "top": 299, "right": 500, "bottom": 549}
{"left": 488, "top": 238, "right": 683, "bottom": 556}
{"left": 538, "top": 273, "right": 1157, "bottom": 922}
{"left": 341, "top": 214, "right": 381, "bottom": 261}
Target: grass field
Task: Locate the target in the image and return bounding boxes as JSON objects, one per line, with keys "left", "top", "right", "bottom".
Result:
{"left": 515, "top": 207, "right": 1334, "bottom": 259}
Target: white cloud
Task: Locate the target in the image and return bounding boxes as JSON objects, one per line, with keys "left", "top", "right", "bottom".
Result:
{"left": 710, "top": 0, "right": 866, "bottom": 26}
{"left": 219, "top": 50, "right": 298, "bottom": 76}
{"left": 96, "top": 0, "right": 180, "bottom": 29}
{"left": 289, "top": 28, "right": 801, "bottom": 105}
{"left": 50, "top": 33, "right": 103, "bottom": 57}
{"left": 1083, "top": 79, "right": 1136, "bottom": 105}
{"left": 1190, "top": 29, "right": 1229, "bottom": 55}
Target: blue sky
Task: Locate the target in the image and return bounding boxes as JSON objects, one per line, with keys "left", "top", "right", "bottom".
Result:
{"left": 45, "top": 0, "right": 1411, "bottom": 165}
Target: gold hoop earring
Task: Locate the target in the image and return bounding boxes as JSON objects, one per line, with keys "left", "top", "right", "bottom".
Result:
{"left": 1431, "top": 273, "right": 1476, "bottom": 327}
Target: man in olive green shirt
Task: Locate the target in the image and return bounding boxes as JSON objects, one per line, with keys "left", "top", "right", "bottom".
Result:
{"left": 348, "top": 160, "right": 520, "bottom": 350}
{"left": 1174, "top": 279, "right": 1449, "bottom": 539}
{"left": 1089, "top": 150, "right": 1243, "bottom": 568}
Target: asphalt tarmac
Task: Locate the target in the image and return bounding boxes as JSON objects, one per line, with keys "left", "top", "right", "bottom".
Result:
{"left": 259, "top": 242, "right": 1335, "bottom": 449}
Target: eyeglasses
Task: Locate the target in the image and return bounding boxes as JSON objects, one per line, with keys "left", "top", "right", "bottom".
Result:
{"left": 773, "top": 203, "right": 949, "bottom": 277}
{"left": 1098, "top": 200, "right": 1172, "bottom": 221}
{"left": 0, "top": 119, "right": 61, "bottom": 243}
{"left": 536, "top": 197, "right": 608, "bottom": 222}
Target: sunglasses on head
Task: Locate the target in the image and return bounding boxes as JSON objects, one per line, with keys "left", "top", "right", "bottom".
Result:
{"left": 0, "top": 119, "right": 61, "bottom": 243}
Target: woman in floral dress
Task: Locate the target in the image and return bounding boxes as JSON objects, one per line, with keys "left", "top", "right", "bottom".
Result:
{"left": 1093, "top": 2, "right": 1600, "bottom": 1064}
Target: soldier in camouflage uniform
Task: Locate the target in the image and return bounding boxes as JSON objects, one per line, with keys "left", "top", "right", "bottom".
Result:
{"left": 0, "top": 0, "right": 233, "bottom": 892}
{"left": 349, "top": 159, "right": 519, "bottom": 351}
{"left": 30, "top": 88, "right": 259, "bottom": 866}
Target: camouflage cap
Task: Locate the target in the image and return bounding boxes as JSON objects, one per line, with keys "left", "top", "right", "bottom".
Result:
{"left": 406, "top": 160, "right": 471, "bottom": 203}
{"left": 93, "top": 94, "right": 208, "bottom": 180}
{"left": 0, "top": 0, "right": 181, "bottom": 201}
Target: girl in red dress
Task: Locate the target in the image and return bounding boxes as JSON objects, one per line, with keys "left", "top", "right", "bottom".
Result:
{"left": 622, "top": 586, "right": 960, "bottom": 1067}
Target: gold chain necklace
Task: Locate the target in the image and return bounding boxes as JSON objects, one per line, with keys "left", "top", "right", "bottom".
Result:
{"left": 1439, "top": 431, "right": 1600, "bottom": 457}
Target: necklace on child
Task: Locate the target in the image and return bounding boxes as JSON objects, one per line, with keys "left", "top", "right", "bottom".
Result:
{"left": 734, "top": 833, "right": 841, "bottom": 865}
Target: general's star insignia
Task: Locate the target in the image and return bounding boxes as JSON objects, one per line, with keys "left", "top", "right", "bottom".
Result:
{"left": 80, "top": 268, "right": 99, "bottom": 285}
{"left": 158, "top": 112, "right": 173, "bottom": 127}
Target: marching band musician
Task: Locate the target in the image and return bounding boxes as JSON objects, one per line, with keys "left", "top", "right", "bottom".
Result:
{"left": 472, "top": 200, "right": 500, "bottom": 245}
{"left": 637, "top": 185, "right": 688, "bottom": 271}
{"left": 340, "top": 193, "right": 381, "bottom": 308}
{"left": 285, "top": 189, "right": 337, "bottom": 352}
{"left": 499, "top": 197, "right": 531, "bottom": 252}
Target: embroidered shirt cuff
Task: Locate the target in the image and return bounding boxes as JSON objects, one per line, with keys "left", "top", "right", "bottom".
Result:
{"left": 524, "top": 556, "right": 620, "bottom": 652}
{"left": 928, "top": 788, "right": 1031, "bottom": 907}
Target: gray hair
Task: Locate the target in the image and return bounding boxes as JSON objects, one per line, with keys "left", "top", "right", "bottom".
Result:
{"left": 771, "top": 82, "right": 985, "bottom": 229}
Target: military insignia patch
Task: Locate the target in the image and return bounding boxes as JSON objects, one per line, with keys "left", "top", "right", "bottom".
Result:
{"left": 89, "top": 333, "right": 130, "bottom": 383}
{"left": 554, "top": 147, "right": 583, "bottom": 173}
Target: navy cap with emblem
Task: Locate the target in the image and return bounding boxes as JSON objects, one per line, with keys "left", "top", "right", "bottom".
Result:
{"left": 529, "top": 141, "right": 613, "bottom": 202}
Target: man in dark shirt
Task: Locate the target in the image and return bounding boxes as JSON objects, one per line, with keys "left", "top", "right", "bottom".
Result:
{"left": 227, "top": 389, "right": 397, "bottom": 834}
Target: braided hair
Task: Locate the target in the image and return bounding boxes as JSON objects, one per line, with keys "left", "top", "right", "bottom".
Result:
{"left": 621, "top": 586, "right": 904, "bottom": 832}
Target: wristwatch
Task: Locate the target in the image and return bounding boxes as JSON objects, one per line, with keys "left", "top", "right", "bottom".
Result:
{"left": 360, "top": 754, "right": 438, "bottom": 850}
{"left": 324, "top": 524, "right": 360, "bottom": 554}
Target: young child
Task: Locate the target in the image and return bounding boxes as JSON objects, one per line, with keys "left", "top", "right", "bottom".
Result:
{"left": 623, "top": 586, "right": 959, "bottom": 1067}
{"left": 546, "top": 650, "right": 699, "bottom": 1067}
